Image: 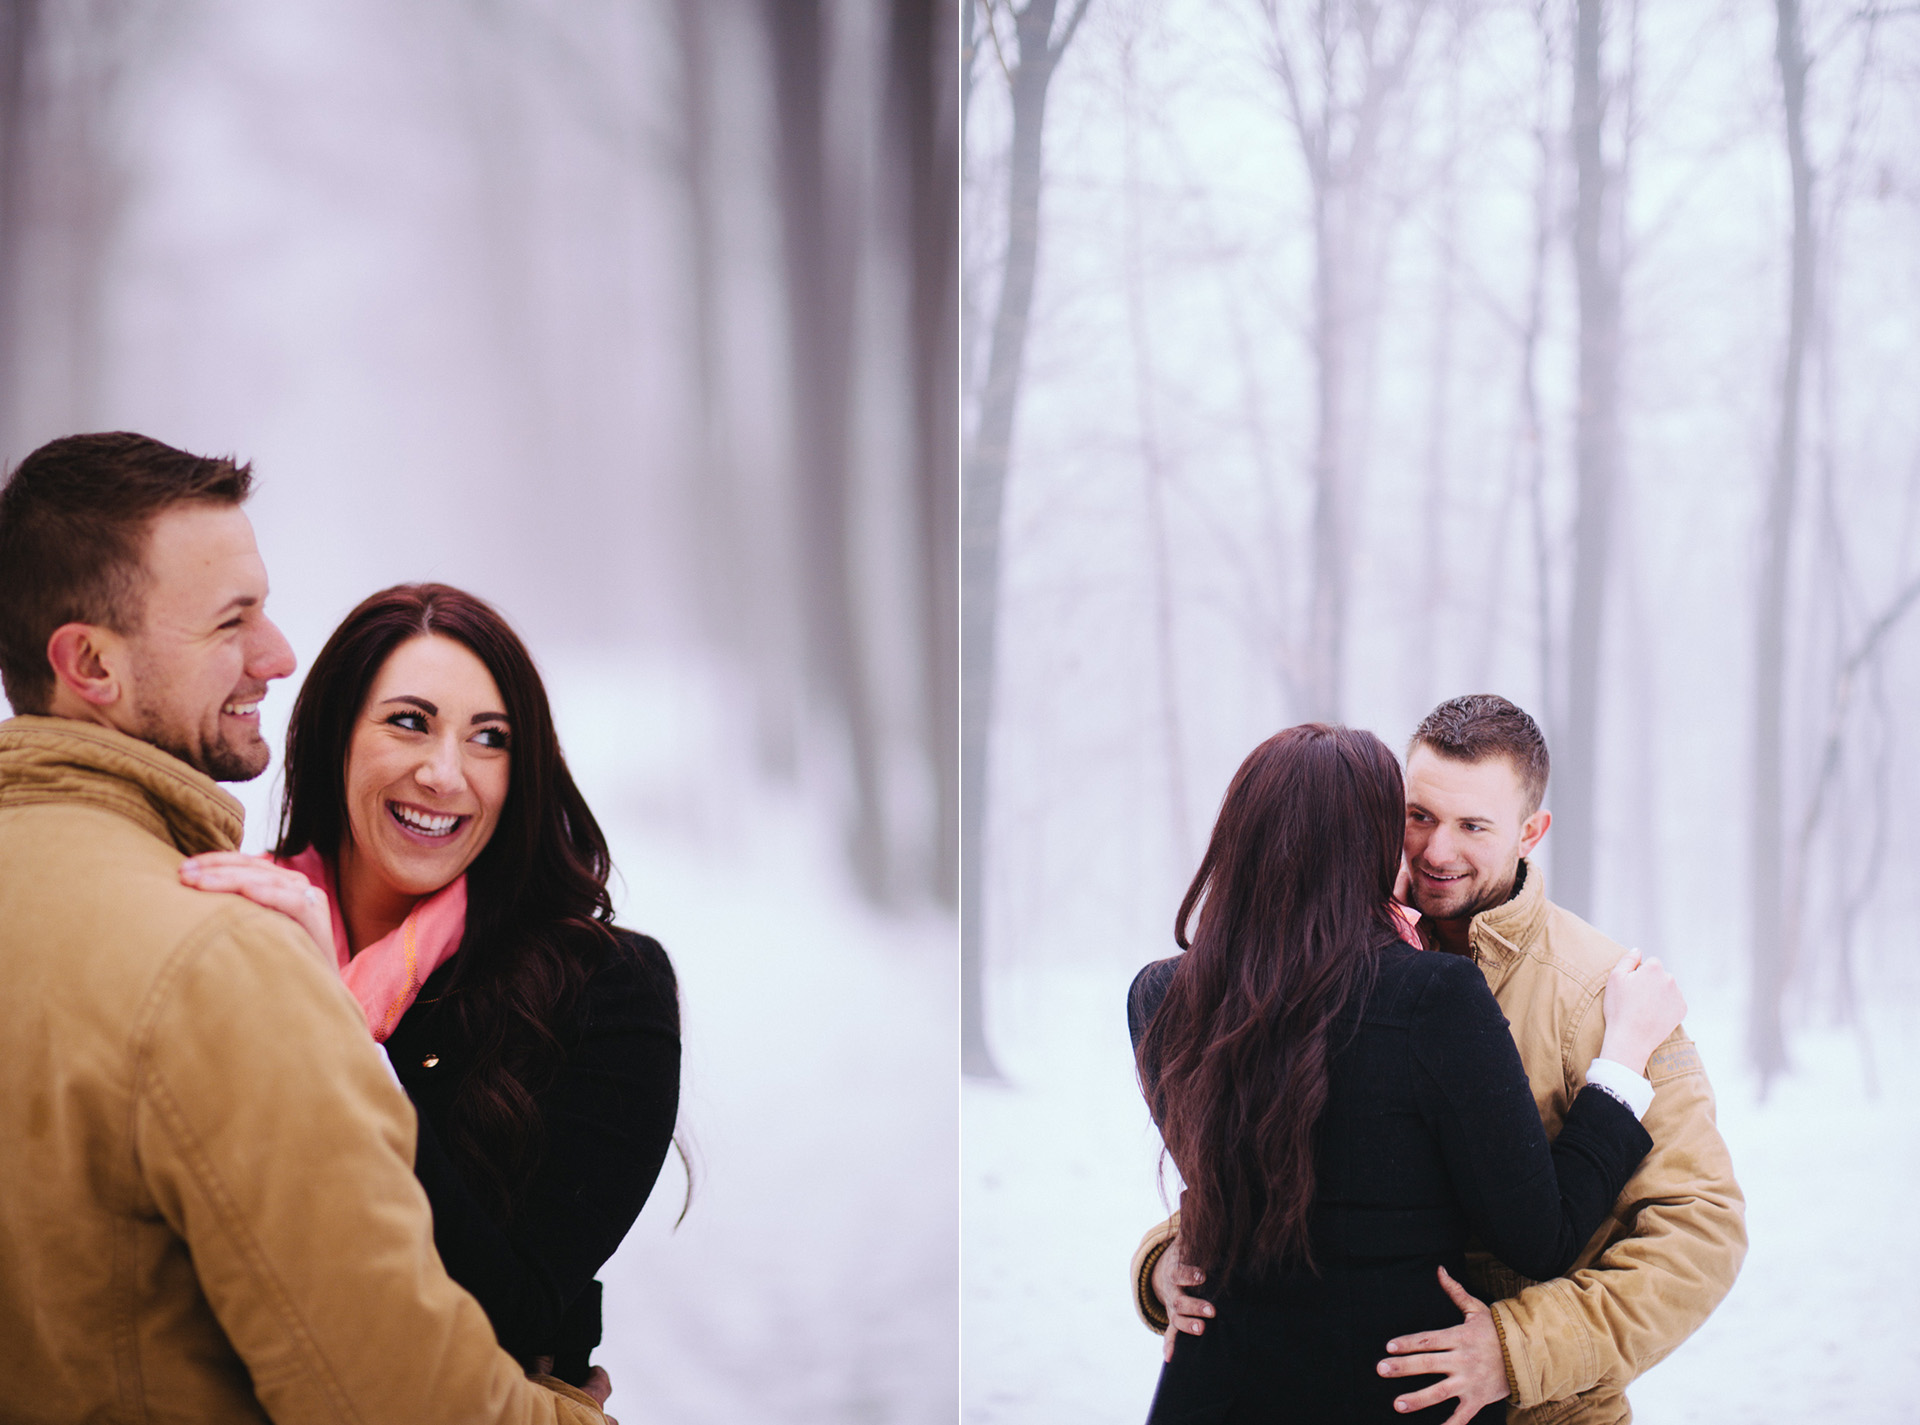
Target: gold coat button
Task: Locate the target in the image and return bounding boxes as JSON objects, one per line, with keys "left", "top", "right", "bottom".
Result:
{"left": 421, "top": 1054, "right": 440, "bottom": 1068}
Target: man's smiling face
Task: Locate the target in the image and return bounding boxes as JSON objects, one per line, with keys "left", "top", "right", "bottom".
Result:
{"left": 1402, "top": 745, "right": 1551, "bottom": 924}
{"left": 119, "top": 504, "right": 295, "bottom": 781}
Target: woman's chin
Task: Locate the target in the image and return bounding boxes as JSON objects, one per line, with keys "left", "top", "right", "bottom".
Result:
{"left": 367, "top": 846, "right": 469, "bottom": 900}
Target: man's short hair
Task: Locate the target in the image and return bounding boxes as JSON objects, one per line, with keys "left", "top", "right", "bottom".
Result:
{"left": 1409, "top": 694, "right": 1551, "bottom": 815}
{"left": 0, "top": 432, "right": 253, "bottom": 713}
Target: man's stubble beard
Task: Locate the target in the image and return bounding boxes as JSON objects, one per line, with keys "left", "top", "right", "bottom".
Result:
{"left": 1413, "top": 860, "right": 1522, "bottom": 928}
{"left": 133, "top": 695, "right": 268, "bottom": 784}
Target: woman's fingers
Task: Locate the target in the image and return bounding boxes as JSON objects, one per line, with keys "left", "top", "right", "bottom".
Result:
{"left": 179, "top": 857, "right": 334, "bottom": 965}
{"left": 177, "top": 850, "right": 266, "bottom": 870}
{"left": 1601, "top": 948, "right": 1689, "bottom": 1072}
{"left": 180, "top": 855, "right": 307, "bottom": 898}
{"left": 581, "top": 1366, "right": 612, "bottom": 1407}
{"left": 183, "top": 864, "right": 318, "bottom": 919}
{"left": 181, "top": 861, "right": 295, "bottom": 899}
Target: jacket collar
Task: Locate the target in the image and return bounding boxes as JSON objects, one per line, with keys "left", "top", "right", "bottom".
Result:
{"left": 0, "top": 715, "right": 244, "bottom": 855}
{"left": 1466, "top": 857, "right": 1547, "bottom": 969}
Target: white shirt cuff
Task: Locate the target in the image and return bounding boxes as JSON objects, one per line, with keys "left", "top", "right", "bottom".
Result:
{"left": 1585, "top": 1057, "right": 1655, "bottom": 1120}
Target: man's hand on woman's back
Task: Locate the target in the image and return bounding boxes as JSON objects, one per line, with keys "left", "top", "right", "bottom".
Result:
{"left": 1149, "top": 1238, "right": 1214, "bottom": 1362}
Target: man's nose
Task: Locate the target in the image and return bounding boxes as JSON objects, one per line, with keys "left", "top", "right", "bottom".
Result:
{"left": 249, "top": 616, "right": 297, "bottom": 681}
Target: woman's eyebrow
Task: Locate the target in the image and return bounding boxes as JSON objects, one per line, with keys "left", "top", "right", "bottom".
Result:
{"left": 470, "top": 711, "right": 510, "bottom": 725}
{"left": 382, "top": 695, "right": 438, "bottom": 715}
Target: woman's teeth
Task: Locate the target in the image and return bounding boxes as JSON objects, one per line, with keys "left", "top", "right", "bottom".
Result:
{"left": 390, "top": 803, "right": 460, "bottom": 837}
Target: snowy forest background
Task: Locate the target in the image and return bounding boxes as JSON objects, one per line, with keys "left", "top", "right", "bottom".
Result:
{"left": 0, "top": 1, "right": 958, "bottom": 1421}
{"left": 963, "top": 0, "right": 1920, "bottom": 1420}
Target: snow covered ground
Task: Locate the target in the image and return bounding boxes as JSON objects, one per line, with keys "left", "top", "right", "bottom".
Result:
{"left": 962, "top": 960, "right": 1920, "bottom": 1423}
{"left": 592, "top": 806, "right": 957, "bottom": 1425}
{"left": 547, "top": 667, "right": 959, "bottom": 1424}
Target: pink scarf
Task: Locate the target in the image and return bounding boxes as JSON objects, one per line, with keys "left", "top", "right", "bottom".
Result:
{"left": 1391, "top": 901, "right": 1423, "bottom": 948}
{"left": 278, "top": 847, "right": 468, "bottom": 1043}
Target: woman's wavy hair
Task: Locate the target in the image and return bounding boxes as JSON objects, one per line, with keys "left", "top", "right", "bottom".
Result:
{"left": 1137, "top": 723, "right": 1406, "bottom": 1279}
{"left": 275, "top": 583, "right": 618, "bottom": 1221}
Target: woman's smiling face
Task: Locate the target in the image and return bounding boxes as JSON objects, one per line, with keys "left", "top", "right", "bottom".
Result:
{"left": 341, "top": 634, "right": 511, "bottom": 903}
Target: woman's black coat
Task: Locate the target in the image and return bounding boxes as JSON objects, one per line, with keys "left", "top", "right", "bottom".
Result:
{"left": 1131, "top": 941, "right": 1652, "bottom": 1425}
{"left": 385, "top": 927, "right": 680, "bottom": 1385}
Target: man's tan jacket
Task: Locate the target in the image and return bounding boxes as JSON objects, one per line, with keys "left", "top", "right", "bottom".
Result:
{"left": 1130, "top": 862, "right": 1746, "bottom": 1424}
{"left": 0, "top": 717, "right": 605, "bottom": 1424}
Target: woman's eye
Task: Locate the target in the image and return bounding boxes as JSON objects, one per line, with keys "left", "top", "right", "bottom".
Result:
{"left": 386, "top": 711, "right": 428, "bottom": 732}
{"left": 474, "top": 726, "right": 510, "bottom": 750}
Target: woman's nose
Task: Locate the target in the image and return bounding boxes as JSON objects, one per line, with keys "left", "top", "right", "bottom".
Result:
{"left": 415, "top": 738, "right": 466, "bottom": 794}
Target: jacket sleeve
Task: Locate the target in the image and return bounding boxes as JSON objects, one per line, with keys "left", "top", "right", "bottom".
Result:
{"left": 131, "top": 909, "right": 606, "bottom": 1425}
{"left": 1410, "top": 957, "right": 1653, "bottom": 1284}
{"left": 1126, "top": 958, "right": 1185, "bottom": 1333}
{"left": 1486, "top": 1029, "right": 1747, "bottom": 1409}
{"left": 1130, "top": 1213, "right": 1180, "bottom": 1333}
{"left": 411, "top": 935, "right": 682, "bottom": 1363}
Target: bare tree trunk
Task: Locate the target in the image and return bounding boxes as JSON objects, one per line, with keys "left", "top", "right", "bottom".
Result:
{"left": 0, "top": 0, "right": 38, "bottom": 456}
{"left": 1750, "top": 0, "right": 1813, "bottom": 1093}
{"left": 1519, "top": 4, "right": 1557, "bottom": 736}
{"left": 890, "top": 0, "right": 961, "bottom": 907}
{"left": 1415, "top": 36, "right": 1460, "bottom": 707}
{"left": 961, "top": 0, "right": 1090, "bottom": 1079}
{"left": 1555, "top": 0, "right": 1622, "bottom": 920}
{"left": 762, "top": 0, "right": 890, "bottom": 900}
{"left": 1119, "top": 21, "right": 1190, "bottom": 863}
{"left": 675, "top": 0, "right": 807, "bottom": 785}
{"left": 673, "top": 0, "right": 738, "bottom": 652}
{"left": 1305, "top": 173, "right": 1352, "bottom": 721}
{"left": 1260, "top": 0, "right": 1430, "bottom": 722}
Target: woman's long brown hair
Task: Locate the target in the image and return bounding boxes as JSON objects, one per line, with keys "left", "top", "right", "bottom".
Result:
{"left": 1136, "top": 724, "right": 1406, "bottom": 1278}
{"left": 276, "top": 583, "right": 620, "bottom": 1222}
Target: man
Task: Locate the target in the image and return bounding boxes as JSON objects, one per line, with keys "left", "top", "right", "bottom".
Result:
{"left": 1129, "top": 695, "right": 1744, "bottom": 1424}
{"left": 0, "top": 432, "right": 608, "bottom": 1423}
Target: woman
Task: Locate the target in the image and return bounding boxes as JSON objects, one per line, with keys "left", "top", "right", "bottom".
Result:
{"left": 1131, "top": 724, "right": 1683, "bottom": 1424}
{"left": 178, "top": 584, "right": 680, "bottom": 1395}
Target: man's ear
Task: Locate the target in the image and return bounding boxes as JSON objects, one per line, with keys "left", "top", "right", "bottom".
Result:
{"left": 46, "top": 623, "right": 126, "bottom": 709}
{"left": 1518, "top": 807, "right": 1552, "bottom": 859}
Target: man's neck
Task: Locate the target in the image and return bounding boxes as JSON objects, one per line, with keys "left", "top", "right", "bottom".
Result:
{"left": 43, "top": 688, "right": 134, "bottom": 738}
{"left": 1425, "top": 913, "right": 1473, "bottom": 956}
{"left": 1423, "top": 860, "right": 1528, "bottom": 957}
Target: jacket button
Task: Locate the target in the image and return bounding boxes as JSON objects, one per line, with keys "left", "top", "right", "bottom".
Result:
{"left": 421, "top": 1054, "right": 440, "bottom": 1068}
